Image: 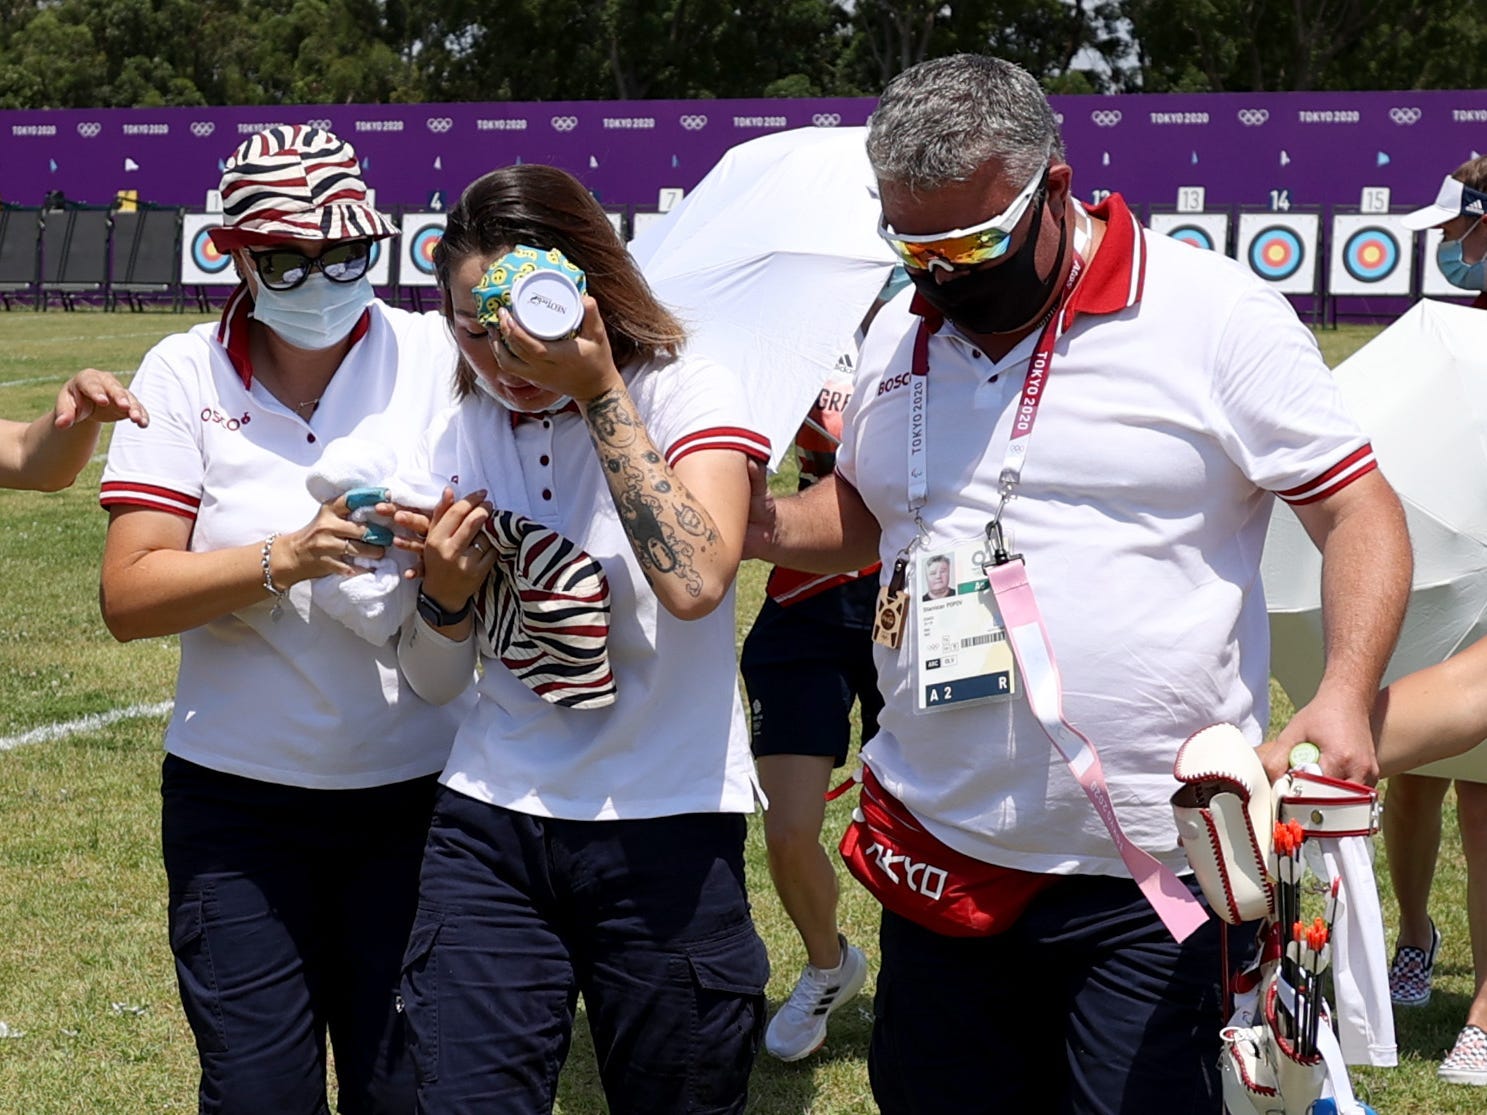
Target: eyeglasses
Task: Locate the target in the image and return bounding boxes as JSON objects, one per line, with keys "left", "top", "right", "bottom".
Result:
{"left": 247, "top": 239, "right": 373, "bottom": 291}
{"left": 877, "top": 165, "right": 1047, "bottom": 272}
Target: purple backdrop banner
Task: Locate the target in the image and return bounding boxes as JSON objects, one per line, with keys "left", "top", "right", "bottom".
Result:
{"left": 2, "top": 91, "right": 1483, "bottom": 214}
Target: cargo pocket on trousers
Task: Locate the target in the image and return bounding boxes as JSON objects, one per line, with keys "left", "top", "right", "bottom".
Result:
{"left": 685, "top": 923, "right": 770, "bottom": 1112}
{"left": 168, "top": 890, "right": 228, "bottom": 1054}
{"left": 399, "top": 909, "right": 444, "bottom": 1086}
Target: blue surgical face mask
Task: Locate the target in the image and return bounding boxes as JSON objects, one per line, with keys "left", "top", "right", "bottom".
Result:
{"left": 251, "top": 272, "right": 375, "bottom": 350}
{"left": 1436, "top": 220, "right": 1487, "bottom": 291}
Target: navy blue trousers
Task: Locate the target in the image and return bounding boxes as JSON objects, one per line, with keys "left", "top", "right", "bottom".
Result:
{"left": 869, "top": 875, "right": 1226, "bottom": 1115}
{"left": 400, "top": 787, "right": 768, "bottom": 1115}
{"left": 162, "top": 755, "right": 436, "bottom": 1115}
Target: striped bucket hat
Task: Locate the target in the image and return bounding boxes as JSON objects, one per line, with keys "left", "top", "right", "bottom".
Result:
{"left": 209, "top": 124, "right": 399, "bottom": 252}
{"left": 474, "top": 510, "right": 618, "bottom": 710}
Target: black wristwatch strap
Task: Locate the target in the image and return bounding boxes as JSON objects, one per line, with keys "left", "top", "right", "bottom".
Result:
{"left": 417, "top": 589, "right": 472, "bottom": 627}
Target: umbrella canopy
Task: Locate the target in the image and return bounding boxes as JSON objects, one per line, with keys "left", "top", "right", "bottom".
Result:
{"left": 629, "top": 126, "right": 897, "bottom": 471}
{"left": 1263, "top": 298, "right": 1487, "bottom": 781}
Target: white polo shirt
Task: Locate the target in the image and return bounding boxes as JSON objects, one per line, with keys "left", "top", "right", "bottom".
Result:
{"left": 416, "top": 353, "right": 770, "bottom": 820}
{"left": 837, "top": 195, "right": 1377, "bottom": 876}
{"left": 101, "top": 289, "right": 470, "bottom": 789}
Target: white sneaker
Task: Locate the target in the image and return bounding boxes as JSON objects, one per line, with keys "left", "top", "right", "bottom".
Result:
{"left": 764, "top": 934, "right": 868, "bottom": 1062}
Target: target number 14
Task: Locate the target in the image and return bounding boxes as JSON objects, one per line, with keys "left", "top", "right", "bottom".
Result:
{"left": 1269, "top": 189, "right": 1291, "bottom": 212}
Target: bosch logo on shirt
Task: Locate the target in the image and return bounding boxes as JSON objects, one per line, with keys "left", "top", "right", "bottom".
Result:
{"left": 877, "top": 371, "right": 913, "bottom": 396}
{"left": 200, "top": 407, "right": 251, "bottom": 431}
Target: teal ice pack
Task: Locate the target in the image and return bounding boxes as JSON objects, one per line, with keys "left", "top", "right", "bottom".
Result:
{"left": 472, "top": 245, "right": 588, "bottom": 340}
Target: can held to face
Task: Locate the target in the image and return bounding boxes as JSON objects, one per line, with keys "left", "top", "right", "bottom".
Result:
{"left": 473, "top": 245, "right": 588, "bottom": 341}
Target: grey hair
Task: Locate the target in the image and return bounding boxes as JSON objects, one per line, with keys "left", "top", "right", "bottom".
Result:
{"left": 866, "top": 54, "right": 1065, "bottom": 192}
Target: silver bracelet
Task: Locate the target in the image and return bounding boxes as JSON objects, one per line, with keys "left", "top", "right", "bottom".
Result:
{"left": 261, "top": 532, "right": 286, "bottom": 619}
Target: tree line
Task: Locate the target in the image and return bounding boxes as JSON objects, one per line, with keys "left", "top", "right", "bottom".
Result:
{"left": 2, "top": 0, "right": 1485, "bottom": 109}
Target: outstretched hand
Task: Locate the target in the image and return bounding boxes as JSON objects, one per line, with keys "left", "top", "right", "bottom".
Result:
{"left": 55, "top": 369, "right": 148, "bottom": 430}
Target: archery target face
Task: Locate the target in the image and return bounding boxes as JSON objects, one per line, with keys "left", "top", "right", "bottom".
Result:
{"left": 1148, "top": 211, "right": 1230, "bottom": 257}
{"left": 364, "top": 239, "right": 392, "bottom": 286}
{"left": 1236, "top": 213, "right": 1319, "bottom": 293}
{"left": 179, "top": 213, "right": 238, "bottom": 285}
{"left": 191, "top": 227, "right": 230, "bottom": 274}
{"left": 1342, "top": 227, "right": 1397, "bottom": 282}
{"left": 1170, "top": 225, "right": 1215, "bottom": 250}
{"left": 1328, "top": 213, "right": 1411, "bottom": 296}
{"left": 399, "top": 214, "right": 446, "bottom": 287}
{"left": 1249, "top": 226, "right": 1304, "bottom": 281}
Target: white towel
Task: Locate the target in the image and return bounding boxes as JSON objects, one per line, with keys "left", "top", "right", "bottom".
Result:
{"left": 304, "top": 436, "right": 438, "bottom": 645}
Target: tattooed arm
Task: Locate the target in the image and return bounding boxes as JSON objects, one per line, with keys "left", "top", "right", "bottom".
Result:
{"left": 583, "top": 384, "right": 751, "bottom": 620}
{"left": 488, "top": 295, "right": 750, "bottom": 621}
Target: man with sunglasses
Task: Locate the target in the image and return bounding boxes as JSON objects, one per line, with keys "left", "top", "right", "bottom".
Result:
{"left": 97, "top": 125, "right": 469, "bottom": 1114}
{"left": 745, "top": 54, "right": 1410, "bottom": 1113}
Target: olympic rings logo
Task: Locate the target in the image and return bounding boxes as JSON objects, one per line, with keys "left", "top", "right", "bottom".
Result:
{"left": 426, "top": 117, "right": 453, "bottom": 133}
{"left": 811, "top": 113, "right": 842, "bottom": 127}
{"left": 189, "top": 121, "right": 215, "bottom": 138}
{"left": 305, "top": 118, "right": 333, "bottom": 131}
{"left": 679, "top": 114, "right": 708, "bottom": 131}
{"left": 1090, "top": 110, "right": 1122, "bottom": 127}
{"left": 1237, "top": 109, "right": 1269, "bottom": 127}
{"left": 199, "top": 408, "right": 251, "bottom": 432}
{"left": 551, "top": 116, "right": 578, "bottom": 132}
{"left": 1389, "top": 107, "right": 1422, "bottom": 126}
{"left": 76, "top": 122, "right": 101, "bottom": 138}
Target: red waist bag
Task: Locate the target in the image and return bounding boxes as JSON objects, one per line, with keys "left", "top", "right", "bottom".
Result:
{"left": 836, "top": 766, "right": 1058, "bottom": 937}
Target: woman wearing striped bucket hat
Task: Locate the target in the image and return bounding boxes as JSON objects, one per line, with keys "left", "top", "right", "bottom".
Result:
{"left": 98, "top": 124, "right": 470, "bottom": 1113}
{"left": 389, "top": 164, "right": 773, "bottom": 1114}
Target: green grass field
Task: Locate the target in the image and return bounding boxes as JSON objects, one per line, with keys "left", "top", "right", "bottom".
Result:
{"left": 0, "top": 311, "right": 1477, "bottom": 1113}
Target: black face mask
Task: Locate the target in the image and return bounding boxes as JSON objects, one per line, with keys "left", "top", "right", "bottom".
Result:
{"left": 907, "top": 189, "right": 1069, "bottom": 336}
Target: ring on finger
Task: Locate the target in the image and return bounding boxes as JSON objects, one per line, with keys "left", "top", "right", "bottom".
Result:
{"left": 470, "top": 538, "right": 487, "bottom": 555}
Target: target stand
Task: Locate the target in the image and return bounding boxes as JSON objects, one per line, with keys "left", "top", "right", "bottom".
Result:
{"left": 396, "top": 211, "right": 447, "bottom": 311}
{"left": 1325, "top": 209, "right": 1413, "bottom": 326}
{"left": 1148, "top": 210, "right": 1233, "bottom": 258}
{"left": 179, "top": 212, "right": 239, "bottom": 311}
{"left": 1235, "top": 209, "right": 1324, "bottom": 323}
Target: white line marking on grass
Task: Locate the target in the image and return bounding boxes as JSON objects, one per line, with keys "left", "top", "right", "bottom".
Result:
{"left": 0, "top": 701, "right": 173, "bottom": 752}
{"left": 0, "top": 372, "right": 132, "bottom": 389}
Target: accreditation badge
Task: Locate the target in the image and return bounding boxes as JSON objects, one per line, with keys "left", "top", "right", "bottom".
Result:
{"left": 913, "top": 537, "right": 1016, "bottom": 711}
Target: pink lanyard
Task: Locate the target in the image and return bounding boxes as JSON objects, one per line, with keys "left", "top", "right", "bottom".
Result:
{"left": 908, "top": 264, "right": 1209, "bottom": 944}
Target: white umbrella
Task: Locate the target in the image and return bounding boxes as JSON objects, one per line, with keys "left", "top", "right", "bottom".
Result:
{"left": 1263, "top": 299, "right": 1487, "bottom": 782}
{"left": 629, "top": 126, "right": 898, "bottom": 471}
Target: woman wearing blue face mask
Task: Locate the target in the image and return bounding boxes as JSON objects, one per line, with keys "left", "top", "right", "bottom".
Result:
{"left": 1381, "top": 153, "right": 1487, "bottom": 1088}
{"left": 96, "top": 125, "right": 470, "bottom": 1114}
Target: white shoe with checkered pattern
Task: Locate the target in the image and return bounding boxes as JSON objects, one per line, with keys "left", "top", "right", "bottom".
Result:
{"left": 1439, "top": 1025, "right": 1487, "bottom": 1086}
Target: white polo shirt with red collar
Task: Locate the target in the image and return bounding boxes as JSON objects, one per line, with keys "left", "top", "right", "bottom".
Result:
{"left": 837, "top": 195, "right": 1377, "bottom": 876}
{"left": 414, "top": 352, "right": 771, "bottom": 820}
{"left": 101, "top": 287, "right": 470, "bottom": 789}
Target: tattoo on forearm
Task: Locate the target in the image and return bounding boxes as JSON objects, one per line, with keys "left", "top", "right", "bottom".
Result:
{"left": 585, "top": 387, "right": 714, "bottom": 598}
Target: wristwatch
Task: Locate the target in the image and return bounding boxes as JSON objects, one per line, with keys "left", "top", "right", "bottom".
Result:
{"left": 417, "top": 589, "right": 473, "bottom": 627}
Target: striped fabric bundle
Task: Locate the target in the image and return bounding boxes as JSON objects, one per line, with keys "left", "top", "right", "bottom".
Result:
{"left": 209, "top": 124, "right": 399, "bottom": 251}
{"left": 474, "top": 510, "right": 617, "bottom": 710}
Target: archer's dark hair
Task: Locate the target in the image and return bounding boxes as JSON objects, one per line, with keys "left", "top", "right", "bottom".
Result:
{"left": 435, "top": 165, "right": 686, "bottom": 397}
